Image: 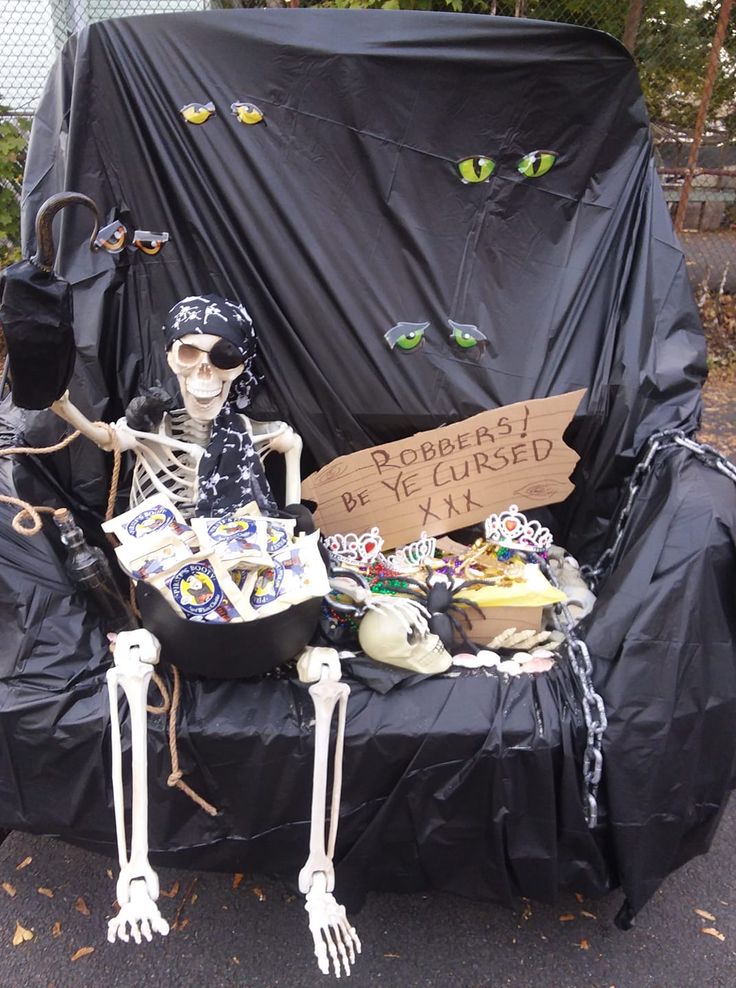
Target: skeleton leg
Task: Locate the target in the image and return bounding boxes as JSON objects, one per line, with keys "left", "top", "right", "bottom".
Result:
{"left": 106, "top": 629, "right": 170, "bottom": 945}
{"left": 296, "top": 647, "right": 361, "bottom": 978}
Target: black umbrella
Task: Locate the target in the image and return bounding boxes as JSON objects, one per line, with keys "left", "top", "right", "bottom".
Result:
{"left": 0, "top": 193, "right": 99, "bottom": 410}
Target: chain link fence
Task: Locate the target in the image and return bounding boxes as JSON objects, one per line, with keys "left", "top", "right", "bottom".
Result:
{"left": 1, "top": 0, "right": 735, "bottom": 282}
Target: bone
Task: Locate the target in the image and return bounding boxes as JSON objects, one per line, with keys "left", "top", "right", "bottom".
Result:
{"left": 106, "top": 630, "right": 170, "bottom": 945}
{"left": 298, "top": 666, "right": 360, "bottom": 977}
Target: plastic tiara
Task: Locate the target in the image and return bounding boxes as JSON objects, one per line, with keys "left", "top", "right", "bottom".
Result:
{"left": 483, "top": 504, "right": 553, "bottom": 552}
{"left": 322, "top": 527, "right": 384, "bottom": 567}
{"left": 385, "top": 532, "right": 437, "bottom": 573}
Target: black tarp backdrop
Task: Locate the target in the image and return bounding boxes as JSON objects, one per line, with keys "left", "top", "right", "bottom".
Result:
{"left": 0, "top": 10, "right": 734, "bottom": 922}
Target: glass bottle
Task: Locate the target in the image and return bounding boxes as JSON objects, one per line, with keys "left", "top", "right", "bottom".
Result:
{"left": 53, "top": 508, "right": 135, "bottom": 633}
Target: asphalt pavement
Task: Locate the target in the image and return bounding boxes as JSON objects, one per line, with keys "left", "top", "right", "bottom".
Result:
{"left": 0, "top": 796, "right": 734, "bottom": 988}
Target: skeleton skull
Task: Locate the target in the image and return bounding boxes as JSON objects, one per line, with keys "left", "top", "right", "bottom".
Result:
{"left": 358, "top": 599, "right": 452, "bottom": 675}
{"left": 166, "top": 333, "right": 244, "bottom": 422}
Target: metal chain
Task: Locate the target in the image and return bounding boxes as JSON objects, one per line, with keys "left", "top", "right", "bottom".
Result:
{"left": 541, "top": 558, "right": 607, "bottom": 829}
{"left": 581, "top": 429, "right": 736, "bottom": 593}
{"left": 564, "top": 428, "right": 736, "bottom": 828}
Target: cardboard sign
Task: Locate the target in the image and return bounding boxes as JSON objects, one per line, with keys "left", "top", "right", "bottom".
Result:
{"left": 302, "top": 390, "right": 586, "bottom": 549}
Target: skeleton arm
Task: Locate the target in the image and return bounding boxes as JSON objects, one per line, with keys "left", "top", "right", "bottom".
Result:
{"left": 249, "top": 419, "right": 303, "bottom": 506}
{"left": 51, "top": 391, "right": 136, "bottom": 452}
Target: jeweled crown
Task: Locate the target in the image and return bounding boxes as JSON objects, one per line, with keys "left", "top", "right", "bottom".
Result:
{"left": 322, "top": 527, "right": 384, "bottom": 567}
{"left": 483, "top": 504, "right": 553, "bottom": 552}
{"left": 385, "top": 532, "right": 437, "bottom": 572}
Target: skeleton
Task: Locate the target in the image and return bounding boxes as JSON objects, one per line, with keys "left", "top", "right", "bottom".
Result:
{"left": 50, "top": 308, "right": 361, "bottom": 977}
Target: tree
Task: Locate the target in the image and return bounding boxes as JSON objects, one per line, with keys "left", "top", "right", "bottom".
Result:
{"left": 0, "top": 106, "right": 31, "bottom": 268}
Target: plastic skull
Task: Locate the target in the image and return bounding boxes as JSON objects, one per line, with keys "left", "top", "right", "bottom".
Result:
{"left": 166, "top": 332, "right": 244, "bottom": 422}
{"left": 358, "top": 599, "right": 452, "bottom": 675}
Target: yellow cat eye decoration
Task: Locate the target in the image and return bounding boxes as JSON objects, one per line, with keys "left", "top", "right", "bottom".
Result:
{"left": 180, "top": 101, "right": 216, "bottom": 125}
{"left": 457, "top": 156, "right": 496, "bottom": 184}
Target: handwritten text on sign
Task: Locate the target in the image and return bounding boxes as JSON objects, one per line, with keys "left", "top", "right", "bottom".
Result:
{"left": 302, "top": 390, "right": 586, "bottom": 549}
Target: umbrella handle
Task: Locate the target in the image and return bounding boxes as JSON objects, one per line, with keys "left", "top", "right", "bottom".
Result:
{"left": 31, "top": 192, "right": 101, "bottom": 272}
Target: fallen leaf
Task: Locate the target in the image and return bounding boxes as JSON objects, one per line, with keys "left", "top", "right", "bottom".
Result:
{"left": 12, "top": 922, "right": 33, "bottom": 946}
{"left": 16, "top": 857, "right": 32, "bottom": 871}
{"left": 70, "top": 947, "right": 95, "bottom": 961}
{"left": 252, "top": 887, "right": 266, "bottom": 902}
{"left": 701, "top": 927, "right": 726, "bottom": 942}
{"left": 190, "top": 893, "right": 198, "bottom": 905}
{"left": 232, "top": 873, "right": 244, "bottom": 890}
{"left": 283, "top": 894, "right": 296, "bottom": 904}
{"left": 384, "top": 952, "right": 401, "bottom": 959}
{"left": 2, "top": 882, "right": 17, "bottom": 898}
{"left": 171, "top": 878, "right": 197, "bottom": 931}
{"left": 105, "top": 870, "right": 114, "bottom": 881}
{"left": 37, "top": 888, "right": 54, "bottom": 899}
{"left": 52, "top": 922, "right": 61, "bottom": 938}
{"left": 232, "top": 957, "right": 240, "bottom": 965}
{"left": 161, "top": 881, "right": 180, "bottom": 899}
{"left": 177, "top": 918, "right": 190, "bottom": 932}
{"left": 574, "top": 892, "right": 585, "bottom": 903}
{"left": 580, "top": 910, "right": 597, "bottom": 920}
{"left": 695, "top": 908, "right": 716, "bottom": 922}
{"left": 578, "top": 939, "right": 590, "bottom": 950}
{"left": 75, "top": 897, "right": 90, "bottom": 916}
{"left": 559, "top": 913, "right": 576, "bottom": 922}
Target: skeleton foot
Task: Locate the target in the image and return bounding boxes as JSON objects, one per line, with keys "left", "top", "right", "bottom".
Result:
{"left": 305, "top": 872, "right": 361, "bottom": 978}
{"left": 107, "top": 878, "right": 170, "bottom": 945}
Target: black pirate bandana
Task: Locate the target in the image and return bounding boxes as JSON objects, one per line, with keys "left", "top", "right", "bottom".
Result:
{"left": 163, "top": 295, "right": 278, "bottom": 517}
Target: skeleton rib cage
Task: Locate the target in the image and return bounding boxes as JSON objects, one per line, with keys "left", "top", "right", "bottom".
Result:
{"left": 125, "top": 409, "right": 302, "bottom": 515}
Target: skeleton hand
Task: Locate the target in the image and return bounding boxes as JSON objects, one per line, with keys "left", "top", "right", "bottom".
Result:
{"left": 305, "top": 872, "right": 361, "bottom": 978}
{"left": 108, "top": 878, "right": 170, "bottom": 945}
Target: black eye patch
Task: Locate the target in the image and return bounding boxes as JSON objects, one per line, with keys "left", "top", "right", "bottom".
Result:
{"left": 209, "top": 338, "right": 245, "bottom": 369}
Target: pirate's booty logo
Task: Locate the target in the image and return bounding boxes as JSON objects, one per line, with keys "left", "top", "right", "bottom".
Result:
{"left": 251, "top": 561, "right": 285, "bottom": 609}
{"left": 127, "top": 505, "right": 175, "bottom": 538}
{"left": 170, "top": 561, "right": 223, "bottom": 617}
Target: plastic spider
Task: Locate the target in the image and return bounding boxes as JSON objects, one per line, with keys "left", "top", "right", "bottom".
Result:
{"left": 371, "top": 568, "right": 496, "bottom": 654}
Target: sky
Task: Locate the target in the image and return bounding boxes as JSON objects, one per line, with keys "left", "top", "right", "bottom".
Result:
{"left": 1, "top": 0, "right": 208, "bottom": 112}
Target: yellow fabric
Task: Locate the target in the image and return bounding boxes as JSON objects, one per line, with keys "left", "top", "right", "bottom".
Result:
{"left": 460, "top": 563, "right": 565, "bottom": 608}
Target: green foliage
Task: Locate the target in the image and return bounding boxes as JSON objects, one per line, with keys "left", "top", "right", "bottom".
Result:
{"left": 0, "top": 105, "right": 31, "bottom": 268}
{"left": 320, "top": 0, "right": 736, "bottom": 138}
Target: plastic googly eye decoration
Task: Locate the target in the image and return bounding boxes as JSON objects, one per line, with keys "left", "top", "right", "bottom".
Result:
{"left": 448, "top": 320, "right": 487, "bottom": 350}
{"left": 384, "top": 322, "right": 429, "bottom": 352}
{"left": 180, "top": 101, "right": 216, "bottom": 125}
{"left": 231, "top": 102, "right": 265, "bottom": 125}
{"left": 133, "top": 230, "right": 170, "bottom": 255}
{"left": 457, "top": 156, "right": 496, "bottom": 184}
{"left": 94, "top": 220, "right": 127, "bottom": 253}
{"left": 517, "top": 150, "right": 557, "bottom": 178}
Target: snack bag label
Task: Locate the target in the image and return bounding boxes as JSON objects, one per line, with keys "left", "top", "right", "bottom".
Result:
{"left": 250, "top": 560, "right": 285, "bottom": 609}
{"left": 168, "top": 559, "right": 238, "bottom": 621}
{"left": 126, "top": 504, "right": 177, "bottom": 539}
{"left": 230, "top": 568, "right": 249, "bottom": 590}
{"left": 115, "top": 532, "right": 190, "bottom": 581}
{"left": 208, "top": 517, "right": 260, "bottom": 552}
{"left": 265, "top": 520, "right": 290, "bottom": 553}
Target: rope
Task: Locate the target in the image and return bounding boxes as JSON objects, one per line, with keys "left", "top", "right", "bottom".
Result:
{"left": 0, "top": 429, "right": 82, "bottom": 458}
{"left": 166, "top": 665, "right": 218, "bottom": 817}
{"left": 0, "top": 497, "right": 57, "bottom": 536}
{"left": 0, "top": 423, "right": 121, "bottom": 537}
{"left": 147, "top": 671, "right": 170, "bottom": 717}
{"left": 105, "top": 430, "right": 122, "bottom": 522}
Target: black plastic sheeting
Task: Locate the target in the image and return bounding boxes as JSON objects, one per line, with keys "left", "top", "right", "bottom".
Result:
{"left": 0, "top": 10, "right": 734, "bottom": 919}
